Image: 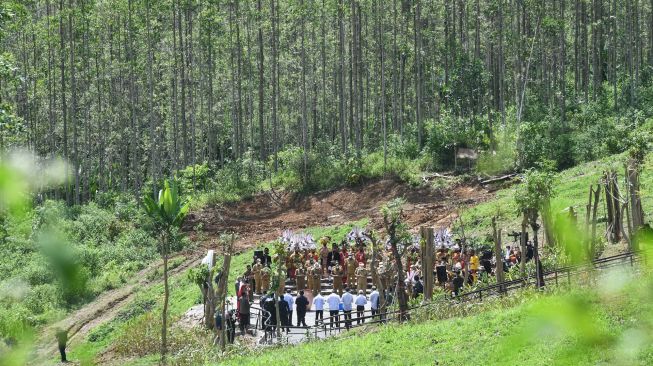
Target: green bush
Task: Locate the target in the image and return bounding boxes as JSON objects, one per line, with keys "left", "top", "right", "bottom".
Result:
{"left": 0, "top": 304, "right": 31, "bottom": 340}
{"left": 176, "top": 163, "right": 212, "bottom": 195}
{"left": 115, "top": 298, "right": 156, "bottom": 322}
{"left": 23, "top": 283, "right": 60, "bottom": 315}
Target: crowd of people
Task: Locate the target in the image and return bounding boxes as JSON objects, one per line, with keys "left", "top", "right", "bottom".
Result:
{"left": 225, "top": 228, "right": 537, "bottom": 338}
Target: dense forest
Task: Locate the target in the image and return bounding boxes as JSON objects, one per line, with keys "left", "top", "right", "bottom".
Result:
{"left": 1, "top": 0, "right": 652, "bottom": 201}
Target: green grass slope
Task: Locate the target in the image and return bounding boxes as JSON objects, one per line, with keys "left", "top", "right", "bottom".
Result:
{"left": 462, "top": 153, "right": 653, "bottom": 239}
{"left": 65, "top": 153, "right": 653, "bottom": 365}
{"left": 221, "top": 266, "right": 653, "bottom": 366}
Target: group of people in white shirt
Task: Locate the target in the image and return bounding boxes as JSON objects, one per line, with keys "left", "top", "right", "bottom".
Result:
{"left": 306, "top": 286, "right": 381, "bottom": 329}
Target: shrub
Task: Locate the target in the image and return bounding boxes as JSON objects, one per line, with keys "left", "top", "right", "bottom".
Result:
{"left": 114, "top": 312, "right": 161, "bottom": 357}
{"left": 22, "top": 283, "right": 60, "bottom": 315}
{"left": 69, "top": 203, "right": 115, "bottom": 246}
{"left": 116, "top": 298, "right": 156, "bottom": 322}
{"left": 0, "top": 304, "right": 31, "bottom": 340}
{"left": 176, "top": 163, "right": 212, "bottom": 195}
{"left": 87, "top": 322, "right": 115, "bottom": 343}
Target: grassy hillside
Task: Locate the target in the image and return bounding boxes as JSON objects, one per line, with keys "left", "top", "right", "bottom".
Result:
{"left": 221, "top": 264, "right": 653, "bottom": 366}
{"left": 44, "top": 153, "right": 653, "bottom": 365}
{"left": 462, "top": 153, "right": 653, "bottom": 241}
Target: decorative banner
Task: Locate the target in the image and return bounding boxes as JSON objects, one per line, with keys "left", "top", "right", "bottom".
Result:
{"left": 201, "top": 249, "right": 215, "bottom": 269}
{"left": 280, "top": 230, "right": 316, "bottom": 250}
{"left": 346, "top": 227, "right": 370, "bottom": 243}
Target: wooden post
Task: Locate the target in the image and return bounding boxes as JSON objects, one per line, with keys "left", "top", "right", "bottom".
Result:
{"left": 520, "top": 215, "right": 528, "bottom": 279}
{"left": 419, "top": 227, "right": 435, "bottom": 301}
{"left": 217, "top": 234, "right": 234, "bottom": 352}
{"left": 621, "top": 202, "right": 632, "bottom": 247}
{"left": 492, "top": 217, "right": 505, "bottom": 293}
{"left": 626, "top": 159, "right": 645, "bottom": 236}
{"left": 204, "top": 251, "right": 218, "bottom": 329}
{"left": 590, "top": 184, "right": 601, "bottom": 257}
{"left": 603, "top": 170, "right": 622, "bottom": 243}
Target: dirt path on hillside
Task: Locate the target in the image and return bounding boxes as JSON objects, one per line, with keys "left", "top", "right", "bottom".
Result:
{"left": 32, "top": 178, "right": 492, "bottom": 364}
{"left": 30, "top": 255, "right": 201, "bottom": 365}
{"left": 185, "top": 178, "right": 493, "bottom": 251}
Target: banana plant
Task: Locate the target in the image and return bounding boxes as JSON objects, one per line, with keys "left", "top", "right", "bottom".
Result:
{"left": 143, "top": 179, "right": 190, "bottom": 232}
{"left": 142, "top": 179, "right": 189, "bottom": 365}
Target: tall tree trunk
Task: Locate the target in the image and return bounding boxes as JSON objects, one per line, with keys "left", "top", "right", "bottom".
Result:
{"left": 492, "top": 217, "right": 505, "bottom": 292}
{"left": 414, "top": 0, "right": 423, "bottom": 148}
{"left": 338, "top": 0, "right": 347, "bottom": 154}
{"left": 68, "top": 0, "right": 80, "bottom": 204}
{"left": 300, "top": 0, "right": 309, "bottom": 184}
{"left": 257, "top": 0, "right": 265, "bottom": 161}
{"left": 626, "top": 160, "right": 645, "bottom": 233}
{"left": 270, "top": 0, "right": 278, "bottom": 170}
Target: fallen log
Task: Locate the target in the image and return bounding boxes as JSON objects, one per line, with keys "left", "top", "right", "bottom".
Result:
{"left": 479, "top": 173, "right": 517, "bottom": 185}
{"left": 422, "top": 173, "right": 455, "bottom": 183}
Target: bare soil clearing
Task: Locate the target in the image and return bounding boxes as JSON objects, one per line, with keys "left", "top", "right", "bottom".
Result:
{"left": 186, "top": 178, "right": 493, "bottom": 251}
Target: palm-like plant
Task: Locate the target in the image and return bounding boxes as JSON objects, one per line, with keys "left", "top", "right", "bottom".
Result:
{"left": 143, "top": 180, "right": 189, "bottom": 364}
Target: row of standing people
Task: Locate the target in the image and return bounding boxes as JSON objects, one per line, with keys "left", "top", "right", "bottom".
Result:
{"left": 257, "top": 286, "right": 389, "bottom": 333}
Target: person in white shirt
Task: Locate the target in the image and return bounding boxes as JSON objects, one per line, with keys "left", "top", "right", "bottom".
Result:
{"left": 313, "top": 292, "right": 325, "bottom": 325}
{"left": 354, "top": 290, "right": 367, "bottom": 324}
{"left": 283, "top": 289, "right": 295, "bottom": 329}
{"left": 341, "top": 288, "right": 354, "bottom": 329}
{"left": 326, "top": 292, "right": 340, "bottom": 328}
{"left": 504, "top": 245, "right": 512, "bottom": 261}
{"left": 369, "top": 286, "right": 380, "bottom": 319}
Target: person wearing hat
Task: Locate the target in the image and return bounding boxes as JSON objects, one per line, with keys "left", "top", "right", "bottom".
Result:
{"left": 252, "top": 258, "right": 263, "bottom": 294}
{"left": 295, "top": 263, "right": 306, "bottom": 292}
{"left": 331, "top": 260, "right": 344, "bottom": 295}
{"left": 346, "top": 254, "right": 357, "bottom": 288}
{"left": 287, "top": 249, "right": 300, "bottom": 280}
{"left": 306, "top": 259, "right": 315, "bottom": 294}
{"left": 319, "top": 237, "right": 330, "bottom": 275}
{"left": 260, "top": 264, "right": 271, "bottom": 293}
{"left": 355, "top": 262, "right": 368, "bottom": 293}
{"left": 275, "top": 261, "right": 287, "bottom": 296}
{"left": 311, "top": 260, "right": 322, "bottom": 295}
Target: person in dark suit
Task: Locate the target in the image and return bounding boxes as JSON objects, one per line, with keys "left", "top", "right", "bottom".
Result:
{"left": 261, "top": 248, "right": 273, "bottom": 266}
{"left": 278, "top": 295, "right": 290, "bottom": 333}
{"left": 295, "top": 290, "right": 309, "bottom": 327}
{"left": 327, "top": 244, "right": 340, "bottom": 272}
